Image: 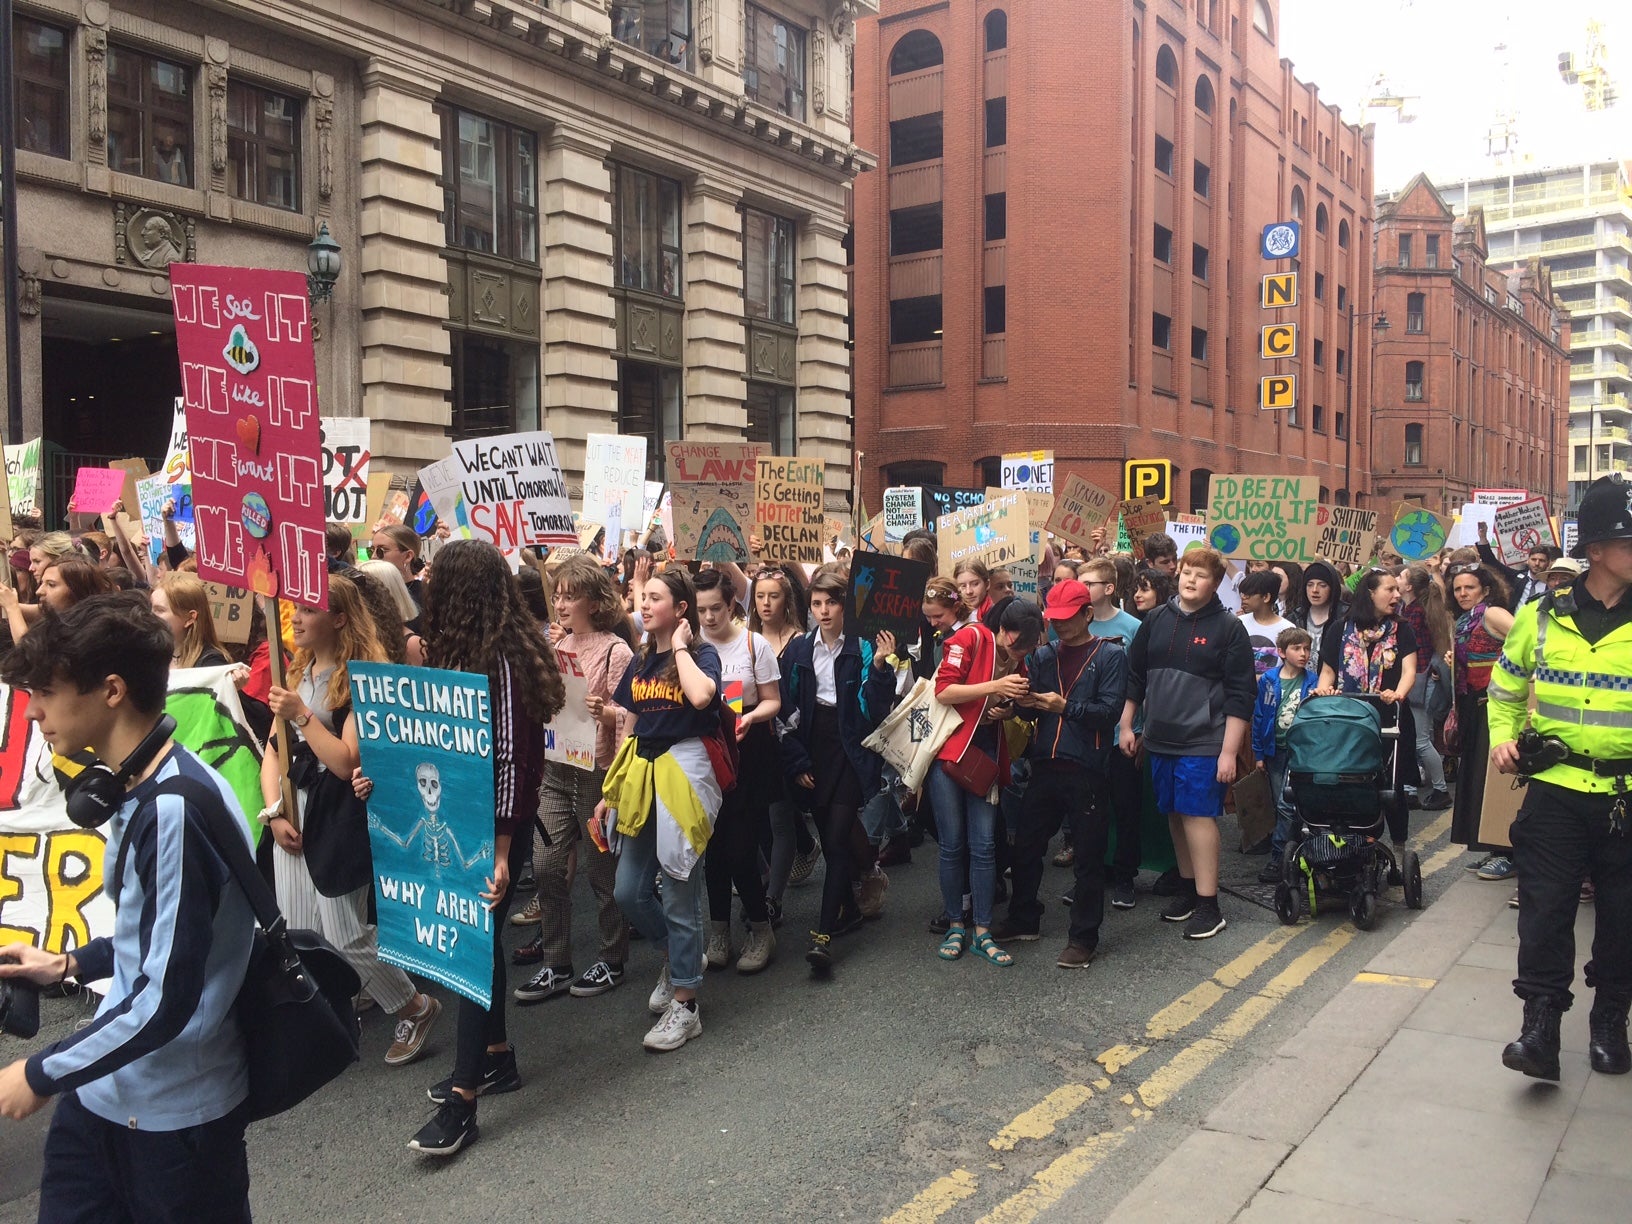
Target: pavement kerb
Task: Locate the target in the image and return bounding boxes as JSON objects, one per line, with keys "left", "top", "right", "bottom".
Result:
{"left": 1095, "top": 871, "right": 1509, "bottom": 1224}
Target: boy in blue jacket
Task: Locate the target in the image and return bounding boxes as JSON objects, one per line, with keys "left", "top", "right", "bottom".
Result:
{"left": 1253, "top": 626, "right": 1318, "bottom": 883}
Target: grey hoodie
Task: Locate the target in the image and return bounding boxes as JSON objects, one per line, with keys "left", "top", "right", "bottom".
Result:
{"left": 1125, "top": 595, "right": 1257, "bottom": 756}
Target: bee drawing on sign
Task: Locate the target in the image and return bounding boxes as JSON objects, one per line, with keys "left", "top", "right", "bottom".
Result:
{"left": 367, "top": 763, "right": 492, "bottom": 871}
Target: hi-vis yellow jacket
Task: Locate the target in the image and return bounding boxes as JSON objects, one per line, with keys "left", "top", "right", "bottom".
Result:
{"left": 1489, "top": 584, "right": 1632, "bottom": 795}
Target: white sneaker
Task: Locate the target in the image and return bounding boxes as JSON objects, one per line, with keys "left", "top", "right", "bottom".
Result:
{"left": 647, "top": 962, "right": 675, "bottom": 1015}
{"left": 642, "top": 999, "right": 702, "bottom": 1052}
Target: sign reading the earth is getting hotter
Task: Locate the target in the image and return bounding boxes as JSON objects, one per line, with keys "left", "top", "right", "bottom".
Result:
{"left": 1206, "top": 475, "right": 1321, "bottom": 563}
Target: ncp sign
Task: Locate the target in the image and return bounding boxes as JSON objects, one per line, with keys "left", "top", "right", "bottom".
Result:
{"left": 1123, "top": 459, "right": 1172, "bottom": 505}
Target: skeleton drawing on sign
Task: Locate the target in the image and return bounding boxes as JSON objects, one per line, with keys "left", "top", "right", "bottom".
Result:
{"left": 367, "top": 763, "right": 492, "bottom": 871}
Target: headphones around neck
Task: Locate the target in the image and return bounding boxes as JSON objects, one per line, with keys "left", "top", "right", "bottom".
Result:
{"left": 61, "top": 715, "right": 178, "bottom": 829}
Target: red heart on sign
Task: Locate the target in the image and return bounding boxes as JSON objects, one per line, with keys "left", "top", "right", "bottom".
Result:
{"left": 235, "top": 415, "right": 261, "bottom": 454}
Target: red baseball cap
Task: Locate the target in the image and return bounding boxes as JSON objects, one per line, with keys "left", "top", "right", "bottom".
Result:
{"left": 1044, "top": 578, "right": 1093, "bottom": 620}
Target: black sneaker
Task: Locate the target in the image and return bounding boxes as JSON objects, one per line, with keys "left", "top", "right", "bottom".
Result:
{"left": 929, "top": 907, "right": 973, "bottom": 933}
{"left": 1110, "top": 883, "right": 1137, "bottom": 910}
{"left": 1151, "top": 867, "right": 1184, "bottom": 897}
{"left": 568, "top": 960, "right": 624, "bottom": 998}
{"left": 990, "top": 917, "right": 1041, "bottom": 942}
{"left": 1243, "top": 836, "right": 1273, "bottom": 856}
{"left": 1257, "top": 857, "right": 1283, "bottom": 885}
{"left": 833, "top": 906, "right": 866, "bottom": 937}
{"left": 427, "top": 1047, "right": 521, "bottom": 1104}
{"left": 806, "top": 934, "right": 834, "bottom": 974}
{"left": 1160, "top": 892, "right": 1196, "bottom": 923}
{"left": 1183, "top": 902, "right": 1227, "bottom": 940}
{"left": 1060, "top": 889, "right": 1076, "bottom": 907}
{"left": 513, "top": 965, "right": 574, "bottom": 1004}
{"left": 1419, "top": 789, "right": 1452, "bottom": 811}
{"left": 408, "top": 1096, "right": 478, "bottom": 1156}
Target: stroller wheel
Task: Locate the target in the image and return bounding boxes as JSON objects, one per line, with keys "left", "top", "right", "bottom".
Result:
{"left": 1402, "top": 850, "right": 1424, "bottom": 910}
{"left": 1350, "top": 889, "right": 1378, "bottom": 931}
{"left": 1273, "top": 883, "right": 1299, "bottom": 926}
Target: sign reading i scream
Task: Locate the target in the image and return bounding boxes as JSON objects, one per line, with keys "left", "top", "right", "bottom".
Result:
{"left": 170, "top": 265, "right": 328, "bottom": 609}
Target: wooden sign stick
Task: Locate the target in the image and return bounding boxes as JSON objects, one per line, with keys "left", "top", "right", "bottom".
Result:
{"left": 260, "top": 593, "right": 301, "bottom": 832}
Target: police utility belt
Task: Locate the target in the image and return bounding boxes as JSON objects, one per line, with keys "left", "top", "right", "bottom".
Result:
{"left": 1514, "top": 730, "right": 1632, "bottom": 835}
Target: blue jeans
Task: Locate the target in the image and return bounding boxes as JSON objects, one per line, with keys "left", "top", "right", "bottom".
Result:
{"left": 1268, "top": 751, "right": 1298, "bottom": 857}
{"left": 613, "top": 813, "right": 706, "bottom": 989}
{"left": 927, "top": 761, "right": 1000, "bottom": 928}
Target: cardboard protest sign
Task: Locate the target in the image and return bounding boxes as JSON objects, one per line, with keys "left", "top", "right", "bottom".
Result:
{"left": 1314, "top": 505, "right": 1379, "bottom": 568}
{"left": 923, "top": 486, "right": 985, "bottom": 531}
{"left": 1491, "top": 496, "right": 1557, "bottom": 568}
{"left": 665, "top": 440, "right": 764, "bottom": 484}
{"left": 756, "top": 456, "right": 824, "bottom": 565}
{"left": 206, "top": 582, "right": 254, "bottom": 645}
{"left": 0, "top": 458, "right": 11, "bottom": 541}
{"left": 670, "top": 482, "right": 753, "bottom": 562}
{"left": 1473, "top": 488, "right": 1528, "bottom": 508}
{"left": 72, "top": 466, "right": 126, "bottom": 516}
{"left": 1387, "top": 501, "right": 1452, "bottom": 562}
{"left": 1121, "top": 496, "right": 1172, "bottom": 555}
{"left": 1022, "top": 492, "right": 1053, "bottom": 559}
{"left": 582, "top": 433, "right": 648, "bottom": 527}
{"left": 1007, "top": 559, "right": 1040, "bottom": 603}
{"left": 1561, "top": 519, "right": 1578, "bottom": 556}
{"left": 1205, "top": 476, "right": 1320, "bottom": 563}
{"left": 352, "top": 662, "right": 497, "bottom": 1008}
{"left": 320, "top": 417, "right": 371, "bottom": 527}
{"left": 416, "top": 431, "right": 575, "bottom": 551}
{"left": 545, "top": 647, "right": 599, "bottom": 771}
{"left": 1000, "top": 451, "right": 1054, "bottom": 493}
{"left": 851, "top": 552, "right": 932, "bottom": 643}
{"left": 162, "top": 397, "right": 190, "bottom": 483}
{"left": 5, "top": 438, "right": 40, "bottom": 517}
{"left": 171, "top": 264, "right": 328, "bottom": 608}
{"left": 883, "top": 486, "right": 924, "bottom": 542}
{"left": 1045, "top": 474, "right": 1118, "bottom": 550}
{"left": 936, "top": 491, "right": 1029, "bottom": 577}
{"left": 108, "top": 458, "right": 150, "bottom": 519}
{"left": 136, "top": 474, "right": 196, "bottom": 563}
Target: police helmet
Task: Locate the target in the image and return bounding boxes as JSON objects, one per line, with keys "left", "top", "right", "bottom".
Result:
{"left": 1573, "top": 474, "right": 1632, "bottom": 557}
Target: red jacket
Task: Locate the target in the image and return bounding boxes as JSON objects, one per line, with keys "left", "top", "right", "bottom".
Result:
{"left": 934, "top": 622, "right": 1022, "bottom": 779}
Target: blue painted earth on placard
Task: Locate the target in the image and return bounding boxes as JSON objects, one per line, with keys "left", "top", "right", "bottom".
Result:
{"left": 1390, "top": 509, "right": 1446, "bottom": 560}
{"left": 1209, "top": 524, "right": 1241, "bottom": 554}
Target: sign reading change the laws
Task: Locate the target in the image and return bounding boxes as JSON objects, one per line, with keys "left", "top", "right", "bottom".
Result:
{"left": 417, "top": 431, "right": 576, "bottom": 551}
{"left": 171, "top": 264, "right": 328, "bottom": 608}
{"left": 1206, "top": 475, "right": 1321, "bottom": 563}
{"left": 756, "top": 456, "right": 824, "bottom": 564}
{"left": 352, "top": 662, "right": 497, "bottom": 1008}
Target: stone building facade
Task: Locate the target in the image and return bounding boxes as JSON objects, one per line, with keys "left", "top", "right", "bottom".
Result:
{"left": 6, "top": 0, "right": 871, "bottom": 522}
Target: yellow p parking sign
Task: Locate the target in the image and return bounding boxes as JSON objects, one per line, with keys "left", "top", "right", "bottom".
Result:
{"left": 1260, "top": 375, "right": 1297, "bottom": 410}
{"left": 1124, "top": 459, "right": 1172, "bottom": 505}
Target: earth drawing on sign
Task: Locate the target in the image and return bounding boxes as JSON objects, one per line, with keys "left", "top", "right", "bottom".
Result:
{"left": 1209, "top": 524, "right": 1242, "bottom": 555}
{"left": 1390, "top": 509, "right": 1447, "bottom": 561}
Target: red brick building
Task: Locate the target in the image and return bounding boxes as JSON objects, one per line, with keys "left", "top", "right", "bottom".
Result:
{"left": 1371, "top": 176, "right": 1571, "bottom": 514}
{"left": 851, "top": 0, "right": 1376, "bottom": 512}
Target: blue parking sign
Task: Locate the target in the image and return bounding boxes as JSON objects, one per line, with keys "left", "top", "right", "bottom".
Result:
{"left": 1261, "top": 221, "right": 1300, "bottom": 260}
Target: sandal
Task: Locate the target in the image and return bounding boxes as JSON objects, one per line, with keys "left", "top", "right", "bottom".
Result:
{"left": 971, "top": 932, "right": 1014, "bottom": 967}
{"left": 937, "top": 923, "right": 968, "bottom": 961}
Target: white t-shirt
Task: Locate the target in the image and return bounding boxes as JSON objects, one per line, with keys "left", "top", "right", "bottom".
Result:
{"left": 1241, "top": 613, "right": 1298, "bottom": 678}
{"left": 709, "top": 628, "right": 781, "bottom": 714}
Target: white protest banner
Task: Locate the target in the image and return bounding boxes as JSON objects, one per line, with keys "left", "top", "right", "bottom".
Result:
{"left": 1491, "top": 496, "right": 1557, "bottom": 568}
{"left": 1000, "top": 451, "right": 1054, "bottom": 494}
{"left": 882, "top": 486, "right": 923, "bottom": 543}
{"left": 544, "top": 647, "right": 598, "bottom": 771}
{"left": 162, "top": 397, "right": 191, "bottom": 484}
{"left": 417, "top": 431, "right": 576, "bottom": 550}
{"left": 643, "top": 481, "right": 664, "bottom": 525}
{"left": 1451, "top": 502, "right": 1498, "bottom": 549}
{"left": 1561, "top": 519, "right": 1578, "bottom": 557}
{"left": 136, "top": 473, "right": 196, "bottom": 562}
{"left": 582, "top": 433, "right": 648, "bottom": 527}
{"left": 1045, "top": 474, "right": 1118, "bottom": 550}
{"left": 1168, "top": 520, "right": 1210, "bottom": 554}
{"left": 320, "top": 417, "right": 372, "bottom": 527}
{"left": 5, "top": 438, "right": 41, "bottom": 517}
{"left": 1473, "top": 488, "right": 1529, "bottom": 508}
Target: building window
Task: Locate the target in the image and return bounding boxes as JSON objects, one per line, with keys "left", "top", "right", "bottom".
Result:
{"left": 1154, "top": 135, "right": 1174, "bottom": 176}
{"left": 890, "top": 29, "right": 943, "bottom": 74}
{"left": 743, "top": 208, "right": 795, "bottom": 324}
{"left": 1287, "top": 405, "right": 1300, "bottom": 428}
{"left": 1336, "top": 348, "right": 1347, "bottom": 375}
{"left": 618, "top": 361, "right": 683, "bottom": 475}
{"left": 746, "top": 382, "right": 795, "bottom": 453}
{"left": 1155, "top": 45, "right": 1177, "bottom": 88}
{"left": 1398, "top": 233, "right": 1413, "bottom": 267}
{"left": 1406, "top": 292, "right": 1425, "bottom": 333}
{"left": 1575, "top": 444, "right": 1588, "bottom": 470}
{"left": 1405, "top": 361, "right": 1424, "bottom": 401}
{"left": 1192, "top": 243, "right": 1209, "bottom": 281}
{"left": 1153, "top": 223, "right": 1173, "bottom": 264}
{"left": 890, "top": 295, "right": 942, "bottom": 344}
{"left": 16, "top": 17, "right": 70, "bottom": 159}
{"left": 1312, "top": 404, "right": 1325, "bottom": 433}
{"left": 105, "top": 45, "right": 192, "bottom": 186}
{"left": 743, "top": 4, "right": 805, "bottom": 118}
{"left": 614, "top": 164, "right": 682, "bottom": 297}
{"left": 984, "top": 193, "right": 1006, "bottom": 242}
{"left": 1405, "top": 422, "right": 1424, "bottom": 465}
{"left": 984, "top": 10, "right": 1008, "bottom": 52}
{"left": 890, "top": 114, "right": 943, "bottom": 165}
{"left": 1194, "top": 75, "right": 1214, "bottom": 114}
{"left": 1315, "top": 203, "right": 1328, "bottom": 234}
{"left": 984, "top": 97, "right": 1007, "bottom": 148}
{"left": 1313, "top": 339, "right": 1324, "bottom": 367}
{"left": 611, "top": 1, "right": 692, "bottom": 68}
{"left": 1337, "top": 285, "right": 1348, "bottom": 312}
{"left": 439, "top": 107, "right": 538, "bottom": 262}
{"left": 227, "top": 82, "right": 299, "bottom": 211}
{"left": 1191, "top": 327, "right": 1208, "bottom": 360}
{"left": 1338, "top": 218, "right": 1350, "bottom": 248}
{"left": 1290, "top": 185, "right": 1304, "bottom": 220}
{"left": 1193, "top": 159, "right": 1210, "bottom": 198}
{"left": 1335, "top": 410, "right": 1346, "bottom": 439}
{"left": 1425, "top": 234, "right": 1439, "bottom": 269}
{"left": 450, "top": 334, "right": 540, "bottom": 440}
{"left": 984, "top": 286, "right": 1006, "bottom": 335}
{"left": 890, "top": 204, "right": 942, "bottom": 256}
{"left": 1314, "top": 271, "right": 1325, "bottom": 299}
{"left": 1252, "top": 0, "right": 1273, "bottom": 37}
{"left": 1152, "top": 312, "right": 1171, "bottom": 350}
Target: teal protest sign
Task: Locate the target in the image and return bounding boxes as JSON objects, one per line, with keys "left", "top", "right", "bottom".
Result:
{"left": 351, "top": 662, "right": 496, "bottom": 1007}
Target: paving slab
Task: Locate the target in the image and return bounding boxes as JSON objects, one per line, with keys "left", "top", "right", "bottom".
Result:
{"left": 1202, "top": 1041, "right": 1377, "bottom": 1146}
{"left": 1527, "top": 1170, "right": 1632, "bottom": 1224}
{"left": 1096, "top": 1130, "right": 1290, "bottom": 1224}
{"left": 1235, "top": 1188, "right": 1418, "bottom": 1224}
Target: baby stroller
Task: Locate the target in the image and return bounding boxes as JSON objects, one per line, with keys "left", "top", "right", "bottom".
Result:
{"left": 1273, "top": 693, "right": 1424, "bottom": 930}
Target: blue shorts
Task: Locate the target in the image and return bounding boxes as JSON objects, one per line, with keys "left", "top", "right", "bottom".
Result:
{"left": 1149, "top": 752, "right": 1227, "bottom": 818}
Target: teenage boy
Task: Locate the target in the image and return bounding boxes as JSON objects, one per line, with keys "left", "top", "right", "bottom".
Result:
{"left": 1121, "top": 548, "right": 1255, "bottom": 940}
{"left": 0, "top": 593, "right": 257, "bottom": 1219}
{"left": 1083, "top": 558, "right": 1144, "bottom": 909}
{"left": 999, "top": 582, "right": 1127, "bottom": 966}
{"left": 1142, "top": 534, "right": 1179, "bottom": 577}
{"left": 1237, "top": 569, "right": 1298, "bottom": 677}
{"left": 1253, "top": 627, "right": 1319, "bottom": 884}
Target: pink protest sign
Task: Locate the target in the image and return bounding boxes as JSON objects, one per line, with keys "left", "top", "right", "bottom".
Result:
{"left": 170, "top": 265, "right": 327, "bottom": 609}
{"left": 71, "top": 467, "right": 127, "bottom": 516}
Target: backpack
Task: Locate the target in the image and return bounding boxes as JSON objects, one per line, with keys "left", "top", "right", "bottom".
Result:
{"left": 704, "top": 700, "right": 741, "bottom": 793}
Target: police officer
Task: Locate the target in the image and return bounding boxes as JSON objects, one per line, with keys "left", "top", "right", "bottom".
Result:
{"left": 1489, "top": 474, "right": 1632, "bottom": 1081}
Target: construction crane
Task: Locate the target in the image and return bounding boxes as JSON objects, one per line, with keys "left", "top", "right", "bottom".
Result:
{"left": 1559, "top": 19, "right": 1619, "bottom": 111}
{"left": 1359, "top": 73, "right": 1419, "bottom": 124}
{"left": 1487, "top": 37, "right": 1523, "bottom": 169}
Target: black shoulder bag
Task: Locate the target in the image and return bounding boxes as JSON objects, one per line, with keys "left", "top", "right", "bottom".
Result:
{"left": 113, "top": 776, "right": 362, "bottom": 1121}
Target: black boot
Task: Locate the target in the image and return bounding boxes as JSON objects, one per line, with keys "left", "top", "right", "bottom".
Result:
{"left": 1589, "top": 996, "right": 1631, "bottom": 1075}
{"left": 1502, "top": 997, "right": 1563, "bottom": 1081}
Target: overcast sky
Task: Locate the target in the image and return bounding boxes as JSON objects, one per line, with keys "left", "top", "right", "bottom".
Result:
{"left": 1278, "top": 0, "right": 1627, "bottom": 192}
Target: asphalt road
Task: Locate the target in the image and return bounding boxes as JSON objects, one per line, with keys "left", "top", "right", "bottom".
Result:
{"left": 0, "top": 811, "right": 1474, "bottom": 1224}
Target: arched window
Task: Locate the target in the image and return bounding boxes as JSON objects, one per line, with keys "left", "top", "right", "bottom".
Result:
{"left": 1155, "top": 45, "right": 1177, "bottom": 88}
{"left": 889, "top": 30, "right": 943, "bottom": 75}
{"left": 1404, "top": 423, "right": 1424, "bottom": 466}
{"left": 1252, "top": 0, "right": 1273, "bottom": 38}
{"left": 1338, "top": 218, "right": 1350, "bottom": 248}
{"left": 1315, "top": 203, "right": 1328, "bottom": 234}
{"left": 1194, "top": 75, "right": 1215, "bottom": 115}
{"left": 984, "top": 10, "right": 1007, "bottom": 52}
{"left": 1290, "top": 185, "right": 1304, "bottom": 220}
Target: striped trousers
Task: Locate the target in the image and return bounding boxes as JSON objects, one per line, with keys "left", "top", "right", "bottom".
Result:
{"left": 531, "top": 762, "right": 627, "bottom": 969}
{"left": 272, "top": 843, "right": 416, "bottom": 1013}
